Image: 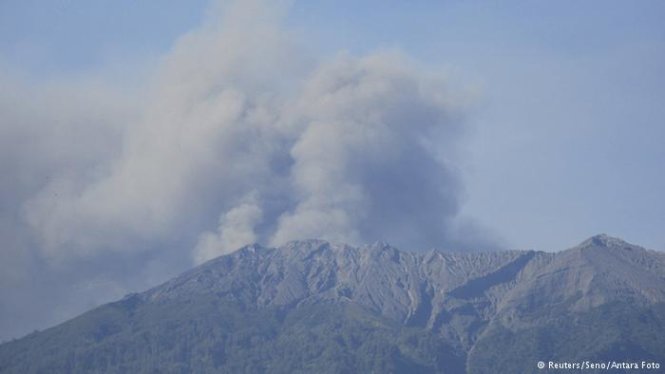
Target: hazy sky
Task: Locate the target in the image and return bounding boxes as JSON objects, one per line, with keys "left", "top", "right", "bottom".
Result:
{"left": 1, "top": 0, "right": 664, "bottom": 340}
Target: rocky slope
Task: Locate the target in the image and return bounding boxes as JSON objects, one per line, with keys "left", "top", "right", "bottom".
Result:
{"left": 1, "top": 235, "right": 664, "bottom": 373}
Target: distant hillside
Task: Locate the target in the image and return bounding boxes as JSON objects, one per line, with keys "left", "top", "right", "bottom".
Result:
{"left": 1, "top": 235, "right": 665, "bottom": 373}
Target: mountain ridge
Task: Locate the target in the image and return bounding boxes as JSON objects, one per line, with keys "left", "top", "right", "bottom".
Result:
{"left": 1, "top": 234, "right": 664, "bottom": 373}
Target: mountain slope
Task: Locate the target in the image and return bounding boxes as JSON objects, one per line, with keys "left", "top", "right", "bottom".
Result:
{"left": 1, "top": 235, "right": 664, "bottom": 373}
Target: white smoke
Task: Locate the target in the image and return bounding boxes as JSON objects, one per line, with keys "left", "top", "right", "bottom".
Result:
{"left": 194, "top": 192, "right": 263, "bottom": 263}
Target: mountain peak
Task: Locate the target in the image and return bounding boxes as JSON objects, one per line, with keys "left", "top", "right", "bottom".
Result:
{"left": 578, "top": 234, "right": 631, "bottom": 249}
{"left": 3, "top": 236, "right": 665, "bottom": 373}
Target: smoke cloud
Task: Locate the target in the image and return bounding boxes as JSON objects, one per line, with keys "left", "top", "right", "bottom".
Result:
{"left": 0, "top": 0, "right": 498, "bottom": 340}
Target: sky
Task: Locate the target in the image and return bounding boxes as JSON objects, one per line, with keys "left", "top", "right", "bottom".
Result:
{"left": 1, "top": 0, "right": 664, "bottom": 341}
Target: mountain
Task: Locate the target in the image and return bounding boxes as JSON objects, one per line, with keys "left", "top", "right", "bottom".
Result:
{"left": 1, "top": 235, "right": 664, "bottom": 373}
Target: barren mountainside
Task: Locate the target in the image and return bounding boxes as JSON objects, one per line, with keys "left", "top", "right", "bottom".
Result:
{"left": 2, "top": 234, "right": 665, "bottom": 373}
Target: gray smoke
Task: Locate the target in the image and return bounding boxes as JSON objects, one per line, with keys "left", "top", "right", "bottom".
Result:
{"left": 0, "top": 0, "right": 498, "bottom": 341}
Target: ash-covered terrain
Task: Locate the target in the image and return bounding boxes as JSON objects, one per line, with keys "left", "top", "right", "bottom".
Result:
{"left": 2, "top": 234, "right": 664, "bottom": 373}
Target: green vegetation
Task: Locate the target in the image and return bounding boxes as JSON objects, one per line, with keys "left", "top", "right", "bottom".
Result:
{"left": 0, "top": 295, "right": 463, "bottom": 373}
{"left": 468, "top": 302, "right": 665, "bottom": 373}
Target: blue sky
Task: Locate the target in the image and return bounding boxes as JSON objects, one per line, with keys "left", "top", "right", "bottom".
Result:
{"left": 0, "top": 0, "right": 208, "bottom": 73}
{"left": 1, "top": 0, "right": 664, "bottom": 340}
